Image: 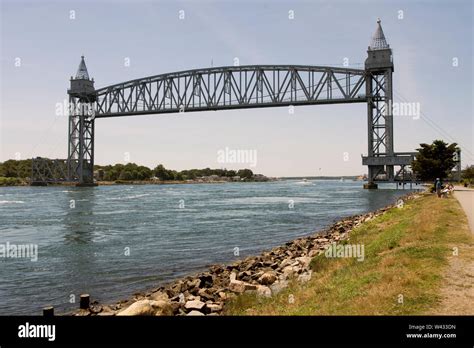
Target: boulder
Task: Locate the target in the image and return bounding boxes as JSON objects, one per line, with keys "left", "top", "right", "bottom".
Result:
{"left": 187, "top": 310, "right": 205, "bottom": 316}
{"left": 256, "top": 285, "right": 272, "bottom": 298}
{"left": 149, "top": 291, "right": 169, "bottom": 302}
{"left": 258, "top": 271, "right": 277, "bottom": 285}
{"left": 229, "top": 280, "right": 246, "bottom": 293}
{"left": 198, "top": 288, "right": 215, "bottom": 301}
{"left": 295, "top": 256, "right": 312, "bottom": 269}
{"left": 206, "top": 303, "right": 223, "bottom": 313}
{"left": 281, "top": 266, "right": 295, "bottom": 279}
{"left": 184, "top": 299, "right": 206, "bottom": 311}
{"left": 270, "top": 280, "right": 288, "bottom": 295}
{"left": 187, "top": 278, "right": 201, "bottom": 290}
{"left": 117, "top": 299, "right": 172, "bottom": 316}
{"left": 280, "top": 258, "right": 293, "bottom": 269}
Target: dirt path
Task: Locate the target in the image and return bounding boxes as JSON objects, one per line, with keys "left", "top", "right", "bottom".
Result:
{"left": 430, "top": 191, "right": 474, "bottom": 315}
{"left": 454, "top": 187, "right": 474, "bottom": 233}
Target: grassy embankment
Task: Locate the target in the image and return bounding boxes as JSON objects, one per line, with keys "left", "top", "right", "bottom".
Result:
{"left": 225, "top": 193, "right": 474, "bottom": 315}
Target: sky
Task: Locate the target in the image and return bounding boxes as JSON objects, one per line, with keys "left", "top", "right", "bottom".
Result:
{"left": 0, "top": 0, "right": 472, "bottom": 177}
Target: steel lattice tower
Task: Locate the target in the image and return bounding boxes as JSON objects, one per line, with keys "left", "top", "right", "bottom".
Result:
{"left": 67, "top": 56, "right": 96, "bottom": 186}
{"left": 363, "top": 19, "right": 396, "bottom": 188}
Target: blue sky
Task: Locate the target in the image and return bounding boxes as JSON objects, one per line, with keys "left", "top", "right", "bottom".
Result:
{"left": 1, "top": 0, "right": 472, "bottom": 176}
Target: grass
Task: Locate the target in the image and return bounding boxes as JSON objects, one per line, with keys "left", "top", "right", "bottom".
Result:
{"left": 224, "top": 194, "right": 473, "bottom": 315}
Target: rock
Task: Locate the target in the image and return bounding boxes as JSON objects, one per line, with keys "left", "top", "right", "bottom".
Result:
{"left": 308, "top": 249, "right": 319, "bottom": 258}
{"left": 153, "top": 300, "right": 174, "bottom": 316}
{"left": 251, "top": 271, "right": 265, "bottom": 280}
{"left": 298, "top": 271, "right": 312, "bottom": 283}
{"left": 75, "top": 309, "right": 91, "bottom": 316}
{"left": 280, "top": 257, "right": 293, "bottom": 269}
{"left": 295, "top": 256, "right": 312, "bottom": 269}
{"left": 218, "top": 291, "right": 227, "bottom": 300}
{"left": 270, "top": 280, "right": 288, "bottom": 295}
{"left": 243, "top": 283, "right": 257, "bottom": 291}
{"left": 187, "top": 278, "right": 201, "bottom": 290}
{"left": 281, "top": 266, "right": 295, "bottom": 279}
{"left": 229, "top": 279, "right": 257, "bottom": 293}
{"left": 270, "top": 262, "right": 279, "bottom": 270}
{"left": 89, "top": 305, "right": 102, "bottom": 314}
{"left": 187, "top": 310, "right": 205, "bottom": 316}
{"left": 117, "top": 299, "right": 173, "bottom": 316}
{"left": 238, "top": 271, "right": 252, "bottom": 281}
{"left": 170, "top": 302, "right": 182, "bottom": 314}
{"left": 149, "top": 291, "right": 169, "bottom": 302}
{"left": 256, "top": 285, "right": 272, "bottom": 298}
{"left": 186, "top": 295, "right": 200, "bottom": 301}
{"left": 184, "top": 300, "right": 206, "bottom": 311}
{"left": 198, "top": 273, "right": 213, "bottom": 288}
{"left": 198, "top": 288, "right": 215, "bottom": 301}
{"left": 206, "top": 303, "right": 223, "bottom": 313}
{"left": 209, "top": 265, "right": 224, "bottom": 274}
{"left": 229, "top": 280, "right": 246, "bottom": 293}
{"left": 258, "top": 271, "right": 277, "bottom": 285}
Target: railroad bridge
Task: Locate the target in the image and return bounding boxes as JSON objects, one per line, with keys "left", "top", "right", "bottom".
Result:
{"left": 32, "top": 19, "right": 416, "bottom": 188}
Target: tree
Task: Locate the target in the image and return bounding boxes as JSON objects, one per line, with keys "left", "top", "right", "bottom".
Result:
{"left": 237, "top": 169, "right": 253, "bottom": 179}
{"left": 462, "top": 165, "right": 474, "bottom": 183}
{"left": 411, "top": 140, "right": 459, "bottom": 181}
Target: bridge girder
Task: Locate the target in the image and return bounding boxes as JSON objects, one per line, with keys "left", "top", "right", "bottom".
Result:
{"left": 94, "top": 65, "right": 367, "bottom": 118}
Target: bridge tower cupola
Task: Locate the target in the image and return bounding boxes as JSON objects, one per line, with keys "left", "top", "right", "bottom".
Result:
{"left": 68, "top": 56, "right": 96, "bottom": 101}
{"left": 365, "top": 19, "right": 393, "bottom": 72}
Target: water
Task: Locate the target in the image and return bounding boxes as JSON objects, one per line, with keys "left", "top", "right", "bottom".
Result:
{"left": 0, "top": 180, "right": 412, "bottom": 315}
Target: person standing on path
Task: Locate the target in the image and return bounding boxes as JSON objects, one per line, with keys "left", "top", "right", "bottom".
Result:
{"left": 435, "top": 178, "right": 443, "bottom": 198}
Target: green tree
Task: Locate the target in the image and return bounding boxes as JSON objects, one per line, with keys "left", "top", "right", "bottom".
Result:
{"left": 411, "top": 140, "right": 459, "bottom": 181}
{"left": 153, "top": 164, "right": 171, "bottom": 180}
{"left": 462, "top": 165, "right": 474, "bottom": 183}
{"left": 237, "top": 169, "right": 254, "bottom": 179}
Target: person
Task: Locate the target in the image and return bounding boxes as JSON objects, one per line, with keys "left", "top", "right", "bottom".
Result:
{"left": 435, "top": 178, "right": 442, "bottom": 198}
{"left": 441, "top": 183, "right": 452, "bottom": 198}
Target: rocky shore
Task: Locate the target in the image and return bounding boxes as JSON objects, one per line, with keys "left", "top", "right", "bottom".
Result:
{"left": 73, "top": 192, "right": 420, "bottom": 317}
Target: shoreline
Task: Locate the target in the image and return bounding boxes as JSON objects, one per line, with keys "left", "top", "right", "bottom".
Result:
{"left": 68, "top": 191, "right": 421, "bottom": 316}
{"left": 1, "top": 179, "right": 276, "bottom": 187}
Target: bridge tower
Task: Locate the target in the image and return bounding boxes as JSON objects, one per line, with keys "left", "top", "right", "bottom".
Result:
{"left": 363, "top": 19, "right": 395, "bottom": 189}
{"left": 67, "top": 56, "right": 97, "bottom": 186}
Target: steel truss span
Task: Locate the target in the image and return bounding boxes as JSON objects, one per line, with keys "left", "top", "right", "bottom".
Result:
{"left": 94, "top": 65, "right": 367, "bottom": 118}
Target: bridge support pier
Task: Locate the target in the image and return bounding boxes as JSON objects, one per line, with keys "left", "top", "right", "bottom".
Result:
{"left": 67, "top": 56, "right": 97, "bottom": 186}
{"left": 363, "top": 19, "right": 395, "bottom": 189}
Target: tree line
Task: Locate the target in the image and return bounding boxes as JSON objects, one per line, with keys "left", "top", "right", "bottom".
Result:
{"left": 0, "top": 159, "right": 254, "bottom": 182}
{"left": 95, "top": 163, "right": 254, "bottom": 181}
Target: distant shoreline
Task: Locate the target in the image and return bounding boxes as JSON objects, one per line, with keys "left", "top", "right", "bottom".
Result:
{"left": 0, "top": 177, "right": 370, "bottom": 187}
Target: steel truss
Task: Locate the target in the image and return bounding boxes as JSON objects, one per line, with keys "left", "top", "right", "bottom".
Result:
{"left": 31, "top": 157, "right": 68, "bottom": 184}
{"left": 94, "top": 65, "right": 367, "bottom": 118}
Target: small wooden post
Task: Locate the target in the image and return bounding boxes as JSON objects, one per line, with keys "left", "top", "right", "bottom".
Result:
{"left": 43, "top": 306, "right": 54, "bottom": 316}
{"left": 79, "top": 294, "right": 90, "bottom": 309}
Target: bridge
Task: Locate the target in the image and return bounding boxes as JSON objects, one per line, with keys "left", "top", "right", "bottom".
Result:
{"left": 32, "top": 19, "right": 417, "bottom": 188}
